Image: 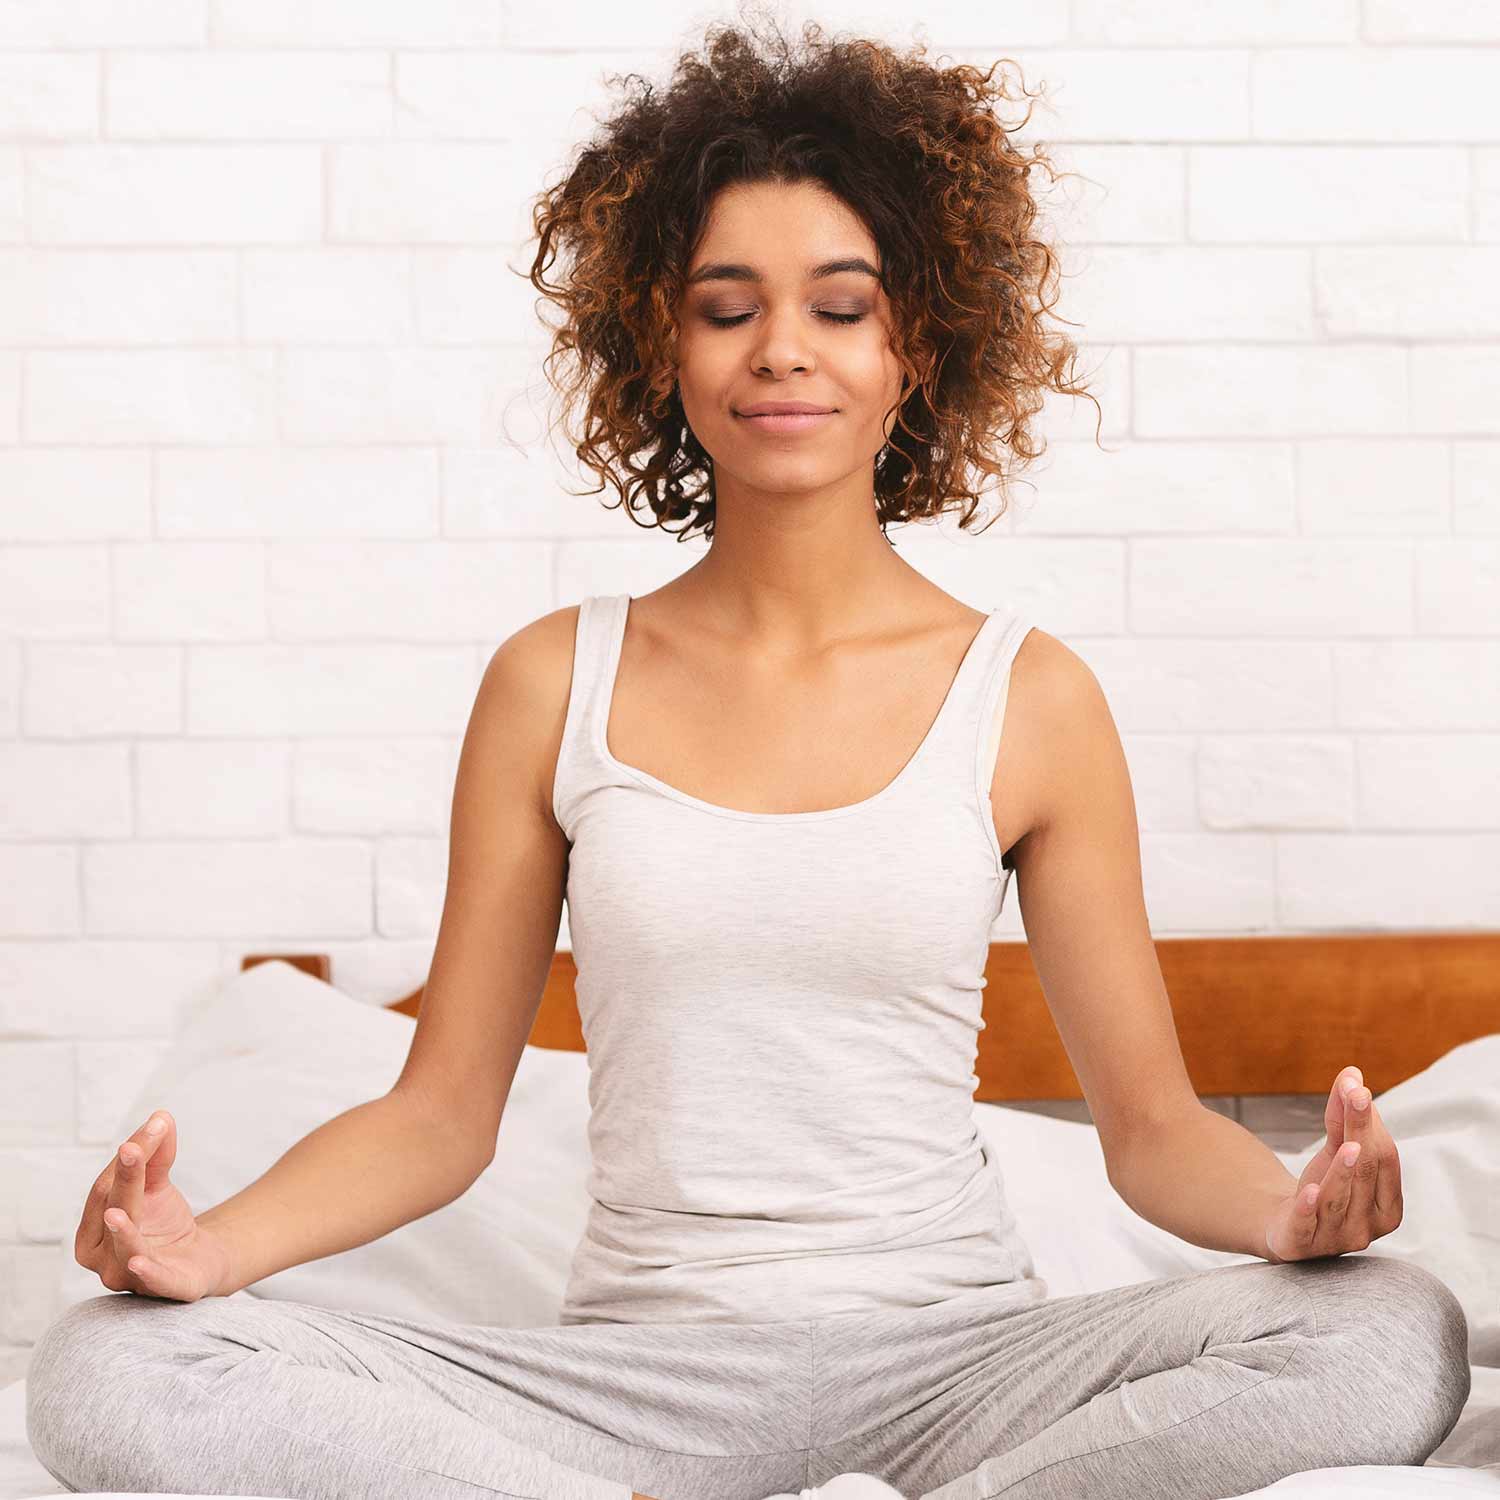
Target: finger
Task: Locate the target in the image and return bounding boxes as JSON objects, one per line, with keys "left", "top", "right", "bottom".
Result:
{"left": 139, "top": 1110, "right": 176, "bottom": 1186}
{"left": 104, "top": 1211, "right": 172, "bottom": 1300}
{"left": 1344, "top": 1112, "right": 1381, "bottom": 1243}
{"left": 1344, "top": 1084, "right": 1373, "bottom": 1140}
{"left": 1324, "top": 1065, "right": 1363, "bottom": 1144}
{"left": 1375, "top": 1140, "right": 1405, "bottom": 1223}
{"left": 1339, "top": 1083, "right": 1369, "bottom": 1164}
{"left": 108, "top": 1136, "right": 146, "bottom": 1233}
{"left": 76, "top": 1161, "right": 120, "bottom": 1260}
{"left": 1341, "top": 1088, "right": 1389, "bottom": 1239}
{"left": 1283, "top": 1179, "right": 1323, "bottom": 1258}
{"left": 124, "top": 1251, "right": 184, "bottom": 1301}
{"left": 102, "top": 1204, "right": 150, "bottom": 1270}
{"left": 109, "top": 1113, "right": 167, "bottom": 1231}
{"left": 121, "top": 1257, "right": 171, "bottom": 1300}
{"left": 1317, "top": 1137, "right": 1362, "bottom": 1234}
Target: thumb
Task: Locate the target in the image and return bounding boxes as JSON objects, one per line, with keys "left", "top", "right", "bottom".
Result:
{"left": 1270, "top": 1179, "right": 1321, "bottom": 1263}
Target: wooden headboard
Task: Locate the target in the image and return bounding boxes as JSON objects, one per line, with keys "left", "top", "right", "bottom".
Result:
{"left": 242, "top": 932, "right": 1498, "bottom": 1104}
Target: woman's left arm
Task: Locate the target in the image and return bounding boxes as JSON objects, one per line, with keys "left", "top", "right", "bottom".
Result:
{"left": 1001, "top": 634, "right": 1404, "bottom": 1268}
{"left": 1106, "top": 1072, "right": 1405, "bottom": 1263}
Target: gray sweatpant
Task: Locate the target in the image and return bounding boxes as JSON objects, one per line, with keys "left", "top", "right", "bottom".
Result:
{"left": 26, "top": 1253, "right": 1471, "bottom": 1500}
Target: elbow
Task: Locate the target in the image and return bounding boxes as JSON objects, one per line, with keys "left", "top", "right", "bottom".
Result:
{"left": 1100, "top": 1100, "right": 1209, "bottom": 1197}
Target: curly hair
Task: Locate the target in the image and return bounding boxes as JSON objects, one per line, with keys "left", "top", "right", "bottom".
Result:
{"left": 520, "top": 4, "right": 1103, "bottom": 544}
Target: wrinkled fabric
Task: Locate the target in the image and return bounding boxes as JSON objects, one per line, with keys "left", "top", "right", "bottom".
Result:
{"left": 26, "top": 1253, "right": 1470, "bottom": 1499}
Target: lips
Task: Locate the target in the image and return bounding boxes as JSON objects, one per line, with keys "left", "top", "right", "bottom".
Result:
{"left": 736, "top": 407, "right": 837, "bottom": 434}
{"left": 737, "top": 403, "right": 834, "bottom": 417}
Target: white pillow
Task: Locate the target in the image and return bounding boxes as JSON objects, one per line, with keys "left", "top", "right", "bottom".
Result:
{"left": 975, "top": 1031, "right": 1500, "bottom": 1365}
{"left": 58, "top": 959, "right": 597, "bottom": 1328}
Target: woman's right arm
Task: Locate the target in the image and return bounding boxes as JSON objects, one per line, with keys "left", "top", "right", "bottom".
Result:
{"left": 86, "top": 609, "right": 580, "bottom": 1301}
{"left": 194, "top": 1090, "right": 496, "bottom": 1297}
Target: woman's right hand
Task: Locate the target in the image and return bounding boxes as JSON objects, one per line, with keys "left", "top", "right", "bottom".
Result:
{"left": 75, "top": 1110, "right": 232, "bottom": 1303}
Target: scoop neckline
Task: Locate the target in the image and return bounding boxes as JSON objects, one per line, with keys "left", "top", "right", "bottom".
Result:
{"left": 592, "top": 593, "right": 1004, "bottom": 824}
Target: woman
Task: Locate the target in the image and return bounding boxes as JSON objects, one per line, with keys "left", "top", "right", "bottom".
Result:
{"left": 26, "top": 12, "right": 1470, "bottom": 1500}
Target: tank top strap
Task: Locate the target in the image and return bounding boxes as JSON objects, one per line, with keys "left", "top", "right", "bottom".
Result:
{"left": 552, "top": 593, "right": 627, "bottom": 838}
{"left": 917, "top": 603, "right": 1036, "bottom": 887}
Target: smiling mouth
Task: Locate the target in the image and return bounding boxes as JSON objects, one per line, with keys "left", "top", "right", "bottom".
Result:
{"left": 737, "top": 410, "right": 837, "bottom": 432}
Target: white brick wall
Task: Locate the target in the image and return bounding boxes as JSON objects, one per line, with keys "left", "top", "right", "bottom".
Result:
{"left": 2, "top": 0, "right": 1497, "bottom": 1378}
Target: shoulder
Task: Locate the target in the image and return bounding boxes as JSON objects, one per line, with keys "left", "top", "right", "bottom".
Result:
{"left": 1012, "top": 625, "right": 1105, "bottom": 730}
{"left": 994, "top": 626, "right": 1121, "bottom": 857}
{"left": 471, "top": 605, "right": 584, "bottom": 817}
{"left": 481, "top": 603, "right": 581, "bottom": 698}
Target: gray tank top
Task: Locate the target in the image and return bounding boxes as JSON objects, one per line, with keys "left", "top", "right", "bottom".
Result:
{"left": 551, "top": 592, "right": 1048, "bottom": 1325}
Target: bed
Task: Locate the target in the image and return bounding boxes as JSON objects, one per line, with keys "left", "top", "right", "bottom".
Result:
{"left": 5, "top": 933, "right": 1498, "bottom": 1499}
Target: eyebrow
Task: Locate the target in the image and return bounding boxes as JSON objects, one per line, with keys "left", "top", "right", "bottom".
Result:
{"left": 684, "top": 255, "right": 882, "bottom": 287}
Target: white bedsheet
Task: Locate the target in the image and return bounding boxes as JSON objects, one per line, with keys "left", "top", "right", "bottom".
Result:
{"left": 3, "top": 1366, "right": 1497, "bottom": 1500}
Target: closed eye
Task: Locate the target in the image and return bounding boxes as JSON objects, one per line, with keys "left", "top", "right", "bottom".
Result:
{"left": 706, "top": 311, "right": 865, "bottom": 327}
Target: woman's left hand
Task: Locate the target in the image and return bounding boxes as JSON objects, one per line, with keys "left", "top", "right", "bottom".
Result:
{"left": 1263, "top": 1064, "right": 1405, "bottom": 1264}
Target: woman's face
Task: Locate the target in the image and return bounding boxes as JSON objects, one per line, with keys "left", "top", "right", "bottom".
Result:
{"left": 673, "top": 179, "right": 906, "bottom": 499}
